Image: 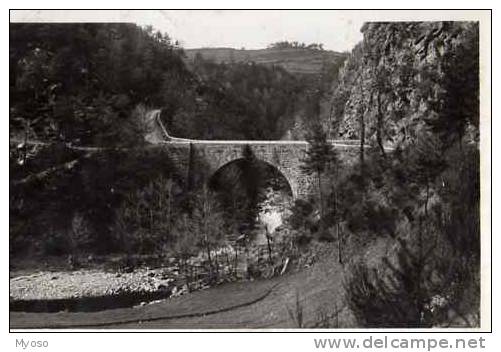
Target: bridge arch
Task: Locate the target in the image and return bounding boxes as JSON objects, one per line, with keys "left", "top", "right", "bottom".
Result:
{"left": 207, "top": 157, "right": 296, "bottom": 199}
{"left": 153, "top": 112, "right": 363, "bottom": 200}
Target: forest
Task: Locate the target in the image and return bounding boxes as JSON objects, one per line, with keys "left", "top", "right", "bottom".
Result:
{"left": 9, "top": 21, "right": 480, "bottom": 327}
{"left": 9, "top": 22, "right": 335, "bottom": 255}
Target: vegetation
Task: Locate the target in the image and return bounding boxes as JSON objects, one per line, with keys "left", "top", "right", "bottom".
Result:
{"left": 184, "top": 46, "right": 347, "bottom": 76}
{"left": 171, "top": 56, "right": 303, "bottom": 140}
{"left": 9, "top": 21, "right": 481, "bottom": 328}
{"left": 286, "top": 21, "right": 480, "bottom": 328}
{"left": 300, "top": 122, "right": 338, "bottom": 231}
{"left": 330, "top": 21, "right": 480, "bottom": 327}
{"left": 9, "top": 23, "right": 309, "bottom": 259}
{"left": 268, "top": 41, "right": 325, "bottom": 50}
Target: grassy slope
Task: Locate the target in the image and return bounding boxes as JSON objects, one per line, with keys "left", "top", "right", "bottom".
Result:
{"left": 184, "top": 47, "right": 346, "bottom": 75}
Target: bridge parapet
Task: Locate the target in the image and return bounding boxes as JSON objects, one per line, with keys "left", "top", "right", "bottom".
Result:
{"left": 158, "top": 139, "right": 360, "bottom": 199}
{"left": 150, "top": 109, "right": 361, "bottom": 199}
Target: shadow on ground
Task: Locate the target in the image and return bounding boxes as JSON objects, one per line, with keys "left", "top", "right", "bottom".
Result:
{"left": 10, "top": 260, "right": 350, "bottom": 329}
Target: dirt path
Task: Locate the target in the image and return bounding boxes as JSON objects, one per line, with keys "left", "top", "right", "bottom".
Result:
{"left": 10, "top": 260, "right": 352, "bottom": 329}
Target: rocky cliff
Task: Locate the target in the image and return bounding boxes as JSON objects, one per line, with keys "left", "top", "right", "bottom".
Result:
{"left": 332, "top": 21, "right": 479, "bottom": 150}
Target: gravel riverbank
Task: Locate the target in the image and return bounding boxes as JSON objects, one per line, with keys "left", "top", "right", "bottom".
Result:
{"left": 9, "top": 267, "right": 179, "bottom": 301}
{"left": 10, "top": 241, "right": 336, "bottom": 302}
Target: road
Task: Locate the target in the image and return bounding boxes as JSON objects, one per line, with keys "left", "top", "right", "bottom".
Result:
{"left": 10, "top": 259, "right": 351, "bottom": 329}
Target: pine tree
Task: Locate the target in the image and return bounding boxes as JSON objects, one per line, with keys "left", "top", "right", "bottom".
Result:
{"left": 346, "top": 223, "right": 453, "bottom": 328}
{"left": 240, "top": 145, "right": 266, "bottom": 230}
{"left": 301, "top": 122, "right": 339, "bottom": 231}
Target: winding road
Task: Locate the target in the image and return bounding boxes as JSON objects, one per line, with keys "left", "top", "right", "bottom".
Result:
{"left": 10, "top": 260, "right": 350, "bottom": 330}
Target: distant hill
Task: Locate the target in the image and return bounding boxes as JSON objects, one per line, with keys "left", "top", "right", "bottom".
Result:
{"left": 184, "top": 47, "right": 347, "bottom": 75}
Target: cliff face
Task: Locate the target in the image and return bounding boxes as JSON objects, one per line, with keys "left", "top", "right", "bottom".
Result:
{"left": 332, "top": 22, "right": 479, "bottom": 150}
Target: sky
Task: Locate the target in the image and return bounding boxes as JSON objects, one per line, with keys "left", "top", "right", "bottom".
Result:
{"left": 10, "top": 10, "right": 487, "bottom": 52}
{"left": 131, "top": 10, "right": 366, "bottom": 51}
{"left": 11, "top": 10, "right": 368, "bottom": 51}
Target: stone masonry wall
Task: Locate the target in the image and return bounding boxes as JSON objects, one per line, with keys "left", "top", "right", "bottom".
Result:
{"left": 158, "top": 141, "right": 360, "bottom": 199}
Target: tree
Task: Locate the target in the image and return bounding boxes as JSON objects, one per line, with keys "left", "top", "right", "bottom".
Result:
{"left": 301, "top": 122, "right": 347, "bottom": 263}
{"left": 240, "top": 145, "right": 267, "bottom": 229}
{"left": 172, "top": 214, "right": 198, "bottom": 288}
{"left": 287, "top": 199, "right": 314, "bottom": 234}
{"left": 67, "top": 212, "right": 93, "bottom": 268}
{"left": 361, "top": 25, "right": 414, "bottom": 157}
{"left": 410, "top": 135, "right": 447, "bottom": 219}
{"left": 209, "top": 145, "right": 270, "bottom": 235}
{"left": 190, "top": 185, "right": 226, "bottom": 282}
{"left": 301, "top": 122, "right": 339, "bottom": 228}
{"left": 330, "top": 21, "right": 480, "bottom": 328}
{"left": 346, "top": 210, "right": 478, "bottom": 328}
{"left": 425, "top": 23, "right": 479, "bottom": 148}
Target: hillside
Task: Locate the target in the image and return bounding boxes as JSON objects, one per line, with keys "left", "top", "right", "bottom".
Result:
{"left": 324, "top": 21, "right": 480, "bottom": 327}
{"left": 9, "top": 20, "right": 481, "bottom": 329}
{"left": 184, "top": 47, "right": 347, "bottom": 75}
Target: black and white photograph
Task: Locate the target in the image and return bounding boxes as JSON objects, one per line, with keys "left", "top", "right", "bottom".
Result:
{"left": 8, "top": 9, "right": 491, "bottom": 331}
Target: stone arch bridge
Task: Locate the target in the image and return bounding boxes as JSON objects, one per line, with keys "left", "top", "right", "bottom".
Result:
{"left": 146, "top": 111, "right": 360, "bottom": 199}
